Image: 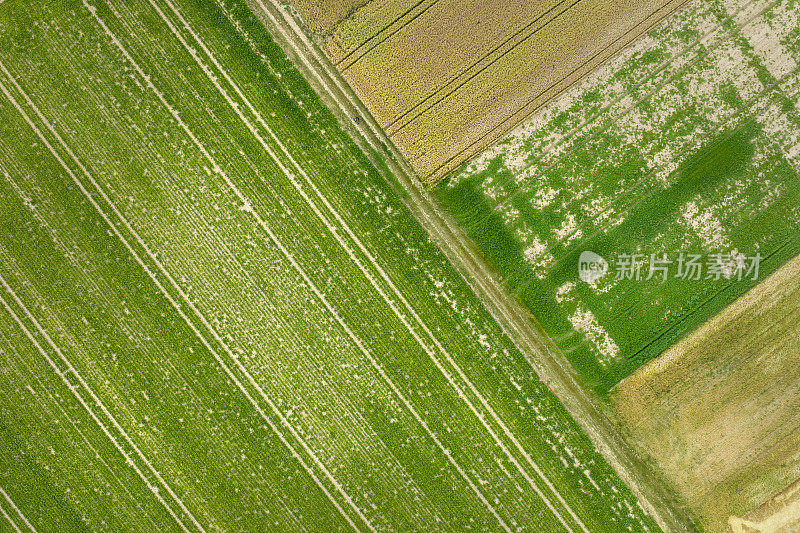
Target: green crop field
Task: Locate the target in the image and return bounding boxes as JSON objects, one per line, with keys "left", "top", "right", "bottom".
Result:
{"left": 0, "top": 0, "right": 659, "bottom": 531}
{"left": 437, "top": 0, "right": 800, "bottom": 394}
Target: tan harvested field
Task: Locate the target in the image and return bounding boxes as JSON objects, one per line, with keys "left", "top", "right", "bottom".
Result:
{"left": 291, "top": 0, "right": 687, "bottom": 183}
{"left": 612, "top": 254, "right": 800, "bottom": 532}
{"left": 729, "top": 478, "right": 800, "bottom": 532}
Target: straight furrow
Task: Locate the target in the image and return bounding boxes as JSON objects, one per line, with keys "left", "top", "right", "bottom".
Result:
{"left": 385, "top": 0, "right": 580, "bottom": 132}
{"left": 80, "top": 3, "right": 513, "bottom": 528}
{"left": 148, "top": 1, "right": 585, "bottom": 529}
{"left": 0, "top": 505, "right": 21, "bottom": 533}
{"left": 0, "top": 282, "right": 198, "bottom": 533}
{"left": 241, "top": 0, "right": 692, "bottom": 528}
{"left": 0, "top": 169, "right": 304, "bottom": 528}
{"left": 0, "top": 487, "right": 32, "bottom": 533}
{"left": 338, "top": 0, "right": 440, "bottom": 70}
{"left": 0, "top": 53, "right": 369, "bottom": 533}
{"left": 8, "top": 23, "right": 446, "bottom": 523}
{"left": 424, "top": 0, "right": 687, "bottom": 181}
{"left": 0, "top": 321, "right": 163, "bottom": 532}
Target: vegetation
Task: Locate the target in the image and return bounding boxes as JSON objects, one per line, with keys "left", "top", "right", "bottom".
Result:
{"left": 612, "top": 254, "right": 800, "bottom": 532}
{"left": 437, "top": 0, "right": 800, "bottom": 394}
{"left": 291, "top": 0, "right": 686, "bottom": 182}
{"left": 0, "top": 0, "right": 657, "bottom": 530}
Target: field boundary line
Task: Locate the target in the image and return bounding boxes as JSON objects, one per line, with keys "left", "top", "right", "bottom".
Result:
{"left": 1, "top": 31, "right": 369, "bottom": 532}
{"left": 623, "top": 224, "right": 800, "bottom": 371}
{"left": 148, "top": 1, "right": 491, "bottom": 525}
{"left": 241, "top": 1, "right": 698, "bottom": 529}
{"left": 156, "top": 0, "right": 584, "bottom": 528}
{"left": 0, "top": 282, "right": 197, "bottom": 533}
{"left": 83, "top": 2, "right": 512, "bottom": 527}
{"left": 0, "top": 487, "right": 33, "bottom": 533}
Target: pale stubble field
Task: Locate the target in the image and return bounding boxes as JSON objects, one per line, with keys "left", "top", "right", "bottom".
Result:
{"left": 612, "top": 254, "right": 800, "bottom": 532}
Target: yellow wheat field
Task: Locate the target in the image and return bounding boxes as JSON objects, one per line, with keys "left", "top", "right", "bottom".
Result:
{"left": 292, "top": 0, "right": 686, "bottom": 183}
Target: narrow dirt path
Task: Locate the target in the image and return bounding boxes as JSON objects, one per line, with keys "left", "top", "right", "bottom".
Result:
{"left": 243, "top": 1, "right": 698, "bottom": 530}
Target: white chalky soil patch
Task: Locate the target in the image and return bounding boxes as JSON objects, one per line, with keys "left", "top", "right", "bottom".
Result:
{"left": 568, "top": 308, "right": 620, "bottom": 367}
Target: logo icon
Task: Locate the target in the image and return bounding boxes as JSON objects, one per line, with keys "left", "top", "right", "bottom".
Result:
{"left": 579, "top": 251, "right": 608, "bottom": 283}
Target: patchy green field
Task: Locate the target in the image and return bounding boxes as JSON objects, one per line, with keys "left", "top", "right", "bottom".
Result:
{"left": 437, "top": 0, "right": 800, "bottom": 393}
{"left": 0, "top": 0, "right": 658, "bottom": 531}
